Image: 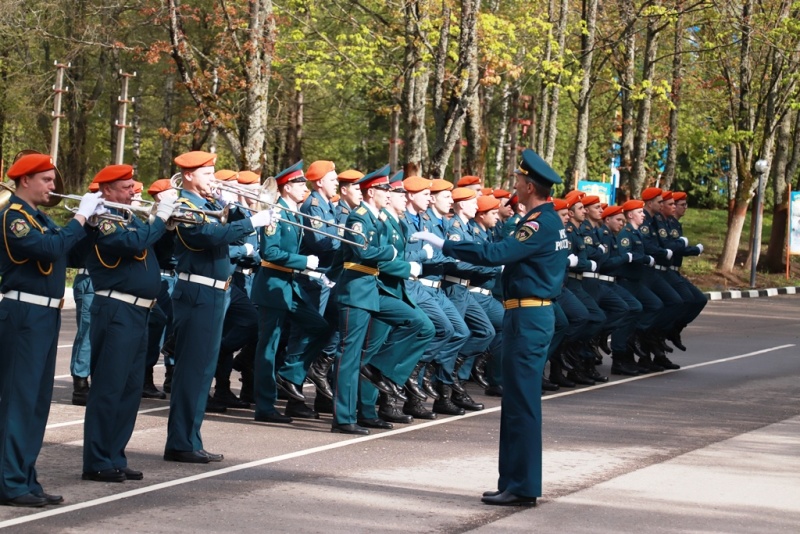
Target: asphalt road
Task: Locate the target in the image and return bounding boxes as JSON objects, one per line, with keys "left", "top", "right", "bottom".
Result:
{"left": 1, "top": 296, "right": 798, "bottom": 533}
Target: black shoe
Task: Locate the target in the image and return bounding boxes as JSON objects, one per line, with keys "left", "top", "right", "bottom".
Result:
{"left": 654, "top": 355, "right": 681, "bottom": 370}
{"left": 481, "top": 490, "right": 537, "bottom": 507}
{"left": 285, "top": 400, "right": 320, "bottom": 419}
{"left": 541, "top": 378, "right": 559, "bottom": 392}
{"left": 659, "top": 337, "right": 674, "bottom": 353}
{"left": 213, "top": 387, "right": 251, "bottom": 409}
{"left": 331, "top": 423, "right": 370, "bottom": 435}
{"left": 597, "top": 334, "right": 611, "bottom": 355}
{"left": 482, "top": 489, "right": 502, "bottom": 497}
{"left": 163, "top": 450, "right": 211, "bottom": 464}
{"left": 118, "top": 467, "right": 143, "bottom": 480}
{"left": 307, "top": 354, "right": 334, "bottom": 399}
{"left": 585, "top": 365, "right": 609, "bottom": 383}
{"left": 82, "top": 469, "right": 126, "bottom": 483}
{"left": 379, "top": 397, "right": 414, "bottom": 424}
{"left": 421, "top": 363, "right": 440, "bottom": 400}
{"left": 667, "top": 331, "right": 687, "bottom": 351}
{"left": 637, "top": 356, "right": 664, "bottom": 373}
{"left": 403, "top": 398, "right": 438, "bottom": 420}
{"left": 33, "top": 491, "right": 64, "bottom": 505}
{"left": 485, "top": 384, "right": 504, "bottom": 396}
{"left": 432, "top": 384, "right": 466, "bottom": 415}
{"left": 72, "top": 376, "right": 89, "bottom": 406}
{"left": 611, "top": 362, "right": 641, "bottom": 376}
{"left": 199, "top": 450, "right": 224, "bottom": 462}
{"left": 549, "top": 372, "right": 575, "bottom": 388}
{"left": 471, "top": 353, "right": 490, "bottom": 389}
{"left": 275, "top": 375, "right": 306, "bottom": 402}
{"left": 2, "top": 493, "right": 48, "bottom": 507}
{"left": 314, "top": 394, "right": 334, "bottom": 414}
{"left": 254, "top": 411, "right": 293, "bottom": 424}
{"left": 452, "top": 390, "right": 484, "bottom": 411}
{"left": 404, "top": 371, "right": 428, "bottom": 402}
{"left": 142, "top": 382, "right": 167, "bottom": 400}
{"left": 204, "top": 396, "right": 227, "bottom": 413}
{"left": 359, "top": 364, "right": 394, "bottom": 397}
{"left": 358, "top": 417, "right": 393, "bottom": 429}
{"left": 567, "top": 369, "right": 596, "bottom": 386}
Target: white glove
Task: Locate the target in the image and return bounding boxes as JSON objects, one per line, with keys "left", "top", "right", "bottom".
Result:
{"left": 76, "top": 192, "right": 104, "bottom": 219}
{"left": 680, "top": 236, "right": 689, "bottom": 246}
{"left": 626, "top": 252, "right": 633, "bottom": 263}
{"left": 422, "top": 243, "right": 434, "bottom": 260}
{"left": 697, "top": 243, "right": 704, "bottom": 254}
{"left": 321, "top": 273, "right": 335, "bottom": 288}
{"left": 589, "top": 260, "right": 597, "bottom": 272}
{"left": 666, "top": 249, "right": 674, "bottom": 260}
{"left": 306, "top": 255, "right": 320, "bottom": 270}
{"left": 568, "top": 254, "right": 579, "bottom": 267}
{"left": 598, "top": 244, "right": 607, "bottom": 254}
{"left": 86, "top": 206, "right": 107, "bottom": 227}
{"left": 244, "top": 242, "right": 255, "bottom": 257}
{"left": 409, "top": 261, "right": 422, "bottom": 278}
{"left": 249, "top": 209, "right": 275, "bottom": 228}
{"left": 410, "top": 231, "right": 444, "bottom": 249}
{"left": 156, "top": 199, "right": 178, "bottom": 222}
{"left": 648, "top": 255, "right": 655, "bottom": 267}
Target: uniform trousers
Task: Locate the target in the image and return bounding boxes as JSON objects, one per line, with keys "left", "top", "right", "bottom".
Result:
{"left": 606, "top": 283, "right": 643, "bottom": 352}
{"left": 216, "top": 283, "right": 258, "bottom": 384}
{"left": 643, "top": 271, "right": 683, "bottom": 333}
{"left": 471, "top": 291, "right": 504, "bottom": 387}
{"left": 443, "top": 283, "right": 495, "bottom": 379}
{"left": 70, "top": 273, "right": 93, "bottom": 378}
{"left": 145, "top": 274, "right": 175, "bottom": 369}
{"left": 664, "top": 270, "right": 707, "bottom": 331}
{"left": 83, "top": 296, "right": 148, "bottom": 472}
{"left": 617, "top": 277, "right": 662, "bottom": 333}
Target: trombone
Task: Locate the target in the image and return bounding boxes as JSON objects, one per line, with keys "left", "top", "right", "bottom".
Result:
{"left": 168, "top": 204, "right": 230, "bottom": 225}
{"left": 49, "top": 193, "right": 157, "bottom": 224}
{"left": 169, "top": 173, "right": 368, "bottom": 248}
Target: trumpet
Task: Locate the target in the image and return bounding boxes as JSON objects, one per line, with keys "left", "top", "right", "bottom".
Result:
{"left": 49, "top": 193, "right": 157, "bottom": 224}
{"left": 168, "top": 204, "right": 230, "bottom": 225}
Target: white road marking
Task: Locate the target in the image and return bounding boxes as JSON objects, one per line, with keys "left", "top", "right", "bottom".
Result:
{"left": 2, "top": 343, "right": 793, "bottom": 529}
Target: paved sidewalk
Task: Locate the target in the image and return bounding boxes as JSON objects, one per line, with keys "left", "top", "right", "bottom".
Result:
{"left": 470, "top": 416, "right": 800, "bottom": 533}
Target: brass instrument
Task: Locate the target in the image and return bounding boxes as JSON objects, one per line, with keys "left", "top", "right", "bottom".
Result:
{"left": 0, "top": 181, "right": 15, "bottom": 211}
{"left": 168, "top": 204, "right": 230, "bottom": 225}
{"left": 49, "top": 193, "right": 157, "bottom": 223}
{"left": 169, "top": 173, "right": 368, "bottom": 248}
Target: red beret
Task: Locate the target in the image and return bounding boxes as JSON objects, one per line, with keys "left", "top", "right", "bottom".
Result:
{"left": 480, "top": 187, "right": 493, "bottom": 197}
{"left": 337, "top": 169, "right": 364, "bottom": 183}
{"left": 403, "top": 176, "right": 432, "bottom": 193}
{"left": 493, "top": 188, "right": 511, "bottom": 199}
{"left": 641, "top": 187, "right": 662, "bottom": 201}
{"left": 237, "top": 170, "right": 260, "bottom": 185}
{"left": 476, "top": 195, "right": 500, "bottom": 212}
{"left": 457, "top": 175, "right": 481, "bottom": 187}
{"left": 93, "top": 164, "right": 134, "bottom": 184}
{"left": 306, "top": 161, "right": 336, "bottom": 181}
{"left": 552, "top": 198, "right": 569, "bottom": 211}
{"left": 88, "top": 182, "right": 100, "bottom": 193}
{"left": 564, "top": 190, "right": 586, "bottom": 208}
{"left": 133, "top": 180, "right": 143, "bottom": 194}
{"left": 622, "top": 199, "right": 645, "bottom": 211}
{"left": 661, "top": 190, "right": 673, "bottom": 200}
{"left": 672, "top": 192, "right": 687, "bottom": 201}
{"left": 582, "top": 195, "right": 601, "bottom": 206}
{"left": 214, "top": 169, "right": 238, "bottom": 182}
{"left": 602, "top": 205, "right": 623, "bottom": 218}
{"left": 175, "top": 151, "right": 216, "bottom": 170}
{"left": 452, "top": 187, "right": 477, "bottom": 202}
{"left": 430, "top": 179, "right": 454, "bottom": 193}
{"left": 331, "top": 194, "right": 341, "bottom": 203}
{"left": 7, "top": 153, "right": 55, "bottom": 180}
{"left": 147, "top": 178, "right": 173, "bottom": 196}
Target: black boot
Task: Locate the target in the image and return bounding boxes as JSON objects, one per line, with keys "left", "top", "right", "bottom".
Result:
{"left": 142, "top": 367, "right": 166, "bottom": 399}
{"left": 653, "top": 353, "right": 681, "bottom": 370}
{"left": 72, "top": 376, "right": 89, "bottom": 406}
{"left": 567, "top": 362, "right": 596, "bottom": 386}
{"left": 610, "top": 352, "right": 641, "bottom": 376}
{"left": 403, "top": 396, "right": 437, "bottom": 420}
{"left": 378, "top": 392, "right": 413, "bottom": 424}
{"left": 314, "top": 393, "right": 334, "bottom": 414}
{"left": 470, "top": 352, "right": 490, "bottom": 389}
{"left": 163, "top": 364, "right": 174, "bottom": 394}
{"left": 421, "top": 362, "right": 440, "bottom": 400}
{"left": 404, "top": 362, "right": 428, "bottom": 401}
{"left": 667, "top": 329, "right": 687, "bottom": 351}
{"left": 285, "top": 398, "right": 320, "bottom": 419}
{"left": 432, "top": 383, "right": 465, "bottom": 415}
{"left": 584, "top": 360, "right": 609, "bottom": 383}
{"left": 307, "top": 354, "right": 334, "bottom": 399}
{"left": 596, "top": 332, "right": 612, "bottom": 356}
{"left": 213, "top": 378, "right": 251, "bottom": 409}
{"left": 204, "top": 396, "right": 227, "bottom": 413}
{"left": 541, "top": 376, "right": 560, "bottom": 392}
{"left": 549, "top": 358, "right": 575, "bottom": 388}
{"left": 452, "top": 389, "right": 484, "bottom": 411}
{"left": 451, "top": 356, "right": 467, "bottom": 395}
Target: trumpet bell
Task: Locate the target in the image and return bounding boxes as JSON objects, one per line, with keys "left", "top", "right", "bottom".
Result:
{"left": 13, "top": 149, "right": 64, "bottom": 208}
{"left": 0, "top": 181, "right": 16, "bottom": 211}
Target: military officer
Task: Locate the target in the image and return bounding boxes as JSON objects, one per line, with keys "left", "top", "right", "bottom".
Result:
{"left": 164, "top": 151, "right": 275, "bottom": 464}
{"left": 82, "top": 165, "right": 176, "bottom": 483}
{"left": 414, "top": 148, "right": 569, "bottom": 506}
{"left": 1, "top": 153, "right": 103, "bottom": 507}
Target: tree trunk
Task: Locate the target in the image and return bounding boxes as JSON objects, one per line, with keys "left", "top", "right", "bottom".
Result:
{"left": 401, "top": 0, "right": 430, "bottom": 176}
{"left": 389, "top": 106, "right": 400, "bottom": 172}
{"left": 431, "top": 4, "right": 450, "bottom": 151}
{"left": 284, "top": 88, "right": 303, "bottom": 167}
{"left": 241, "top": 0, "right": 275, "bottom": 171}
{"left": 535, "top": 0, "right": 555, "bottom": 155}
{"left": 544, "top": 0, "right": 569, "bottom": 164}
{"left": 661, "top": 10, "right": 684, "bottom": 190}
{"left": 718, "top": 199, "right": 749, "bottom": 272}
{"left": 765, "top": 110, "right": 793, "bottom": 272}
{"left": 159, "top": 74, "right": 175, "bottom": 178}
{"left": 631, "top": 21, "right": 662, "bottom": 194}
{"left": 566, "top": 0, "right": 598, "bottom": 186}
{"left": 493, "top": 81, "right": 511, "bottom": 186}
{"left": 618, "top": 0, "right": 636, "bottom": 195}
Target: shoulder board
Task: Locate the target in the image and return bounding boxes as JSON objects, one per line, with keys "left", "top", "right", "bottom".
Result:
{"left": 356, "top": 207, "right": 367, "bottom": 215}
{"left": 311, "top": 197, "right": 319, "bottom": 207}
{"left": 452, "top": 220, "right": 461, "bottom": 228}
{"left": 9, "top": 203, "right": 23, "bottom": 211}
{"left": 566, "top": 226, "right": 573, "bottom": 233}
{"left": 177, "top": 197, "right": 201, "bottom": 210}
{"left": 341, "top": 206, "right": 350, "bottom": 214}
{"left": 421, "top": 212, "right": 430, "bottom": 220}
{"left": 473, "top": 226, "right": 480, "bottom": 234}
{"left": 654, "top": 213, "right": 664, "bottom": 221}
{"left": 603, "top": 229, "right": 609, "bottom": 235}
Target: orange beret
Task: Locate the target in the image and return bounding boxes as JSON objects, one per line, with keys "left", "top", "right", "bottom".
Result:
{"left": 661, "top": 190, "right": 673, "bottom": 200}
{"left": 430, "top": 179, "right": 454, "bottom": 193}
{"left": 93, "top": 164, "right": 134, "bottom": 184}
{"left": 602, "top": 205, "right": 623, "bottom": 218}
{"left": 237, "top": 170, "right": 260, "bottom": 185}
{"left": 133, "top": 180, "right": 143, "bottom": 194}
{"left": 147, "top": 178, "right": 173, "bottom": 196}
{"left": 672, "top": 192, "right": 687, "bottom": 201}
{"left": 480, "top": 187, "right": 493, "bottom": 197}
{"left": 7, "top": 153, "right": 55, "bottom": 180}
{"left": 403, "top": 176, "right": 432, "bottom": 193}
{"left": 476, "top": 195, "right": 500, "bottom": 212}
{"left": 214, "top": 169, "right": 238, "bottom": 182}
{"left": 88, "top": 182, "right": 100, "bottom": 193}
{"left": 622, "top": 199, "right": 645, "bottom": 211}
{"left": 175, "top": 151, "right": 216, "bottom": 170}
{"left": 552, "top": 198, "right": 569, "bottom": 211}
{"left": 493, "top": 188, "right": 511, "bottom": 199}
{"left": 457, "top": 175, "right": 481, "bottom": 187}
{"left": 564, "top": 190, "right": 586, "bottom": 207}
{"left": 641, "top": 187, "right": 662, "bottom": 201}
{"left": 452, "top": 187, "right": 477, "bottom": 202}
{"left": 582, "top": 195, "right": 600, "bottom": 206}
{"left": 600, "top": 203, "right": 608, "bottom": 210}
{"left": 306, "top": 160, "right": 336, "bottom": 181}
{"left": 337, "top": 169, "right": 364, "bottom": 183}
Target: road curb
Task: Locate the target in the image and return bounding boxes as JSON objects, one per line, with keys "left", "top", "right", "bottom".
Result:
{"left": 705, "top": 286, "right": 799, "bottom": 301}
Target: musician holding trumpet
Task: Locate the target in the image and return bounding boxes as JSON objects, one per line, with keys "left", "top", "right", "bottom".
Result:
{"left": 0, "top": 153, "right": 104, "bottom": 507}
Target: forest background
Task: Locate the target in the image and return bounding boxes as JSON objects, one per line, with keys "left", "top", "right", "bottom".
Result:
{"left": 1, "top": 0, "right": 799, "bottom": 279}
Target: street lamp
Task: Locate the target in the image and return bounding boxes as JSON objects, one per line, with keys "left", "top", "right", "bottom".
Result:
{"left": 750, "top": 159, "right": 769, "bottom": 288}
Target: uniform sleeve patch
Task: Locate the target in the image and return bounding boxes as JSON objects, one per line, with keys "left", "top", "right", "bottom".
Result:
{"left": 351, "top": 222, "right": 363, "bottom": 235}
{"left": 452, "top": 220, "right": 461, "bottom": 228}
{"left": 516, "top": 226, "right": 535, "bottom": 242}
{"left": 311, "top": 218, "right": 323, "bottom": 229}
{"left": 670, "top": 229, "right": 679, "bottom": 238}
{"left": 99, "top": 220, "right": 117, "bottom": 236}
{"left": 620, "top": 237, "right": 631, "bottom": 247}
{"left": 584, "top": 235, "right": 593, "bottom": 245}
{"left": 265, "top": 223, "right": 278, "bottom": 236}
{"left": 311, "top": 197, "right": 319, "bottom": 207}
{"left": 448, "top": 233, "right": 461, "bottom": 242}
{"left": 658, "top": 228, "right": 668, "bottom": 238}
{"left": 524, "top": 221, "right": 539, "bottom": 232}
{"left": 9, "top": 218, "right": 30, "bottom": 238}
{"left": 640, "top": 225, "right": 650, "bottom": 234}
